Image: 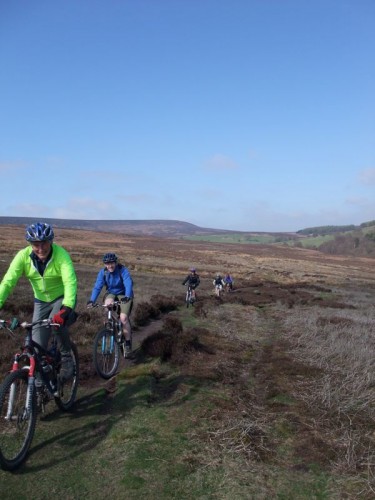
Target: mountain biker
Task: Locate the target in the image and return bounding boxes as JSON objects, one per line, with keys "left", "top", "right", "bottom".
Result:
{"left": 213, "top": 273, "right": 225, "bottom": 297}
{"left": 224, "top": 273, "right": 234, "bottom": 291}
{"left": 0, "top": 222, "right": 78, "bottom": 383}
{"left": 87, "top": 253, "right": 134, "bottom": 356}
{"left": 182, "top": 267, "right": 200, "bottom": 301}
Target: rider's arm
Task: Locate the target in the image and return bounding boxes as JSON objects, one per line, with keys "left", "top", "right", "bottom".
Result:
{"left": 89, "top": 269, "right": 106, "bottom": 303}
{"left": 0, "top": 249, "right": 25, "bottom": 308}
{"left": 121, "top": 267, "right": 134, "bottom": 297}
{"left": 59, "top": 247, "right": 78, "bottom": 309}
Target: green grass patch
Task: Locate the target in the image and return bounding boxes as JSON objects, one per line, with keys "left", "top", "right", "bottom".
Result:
{"left": 184, "top": 233, "right": 282, "bottom": 244}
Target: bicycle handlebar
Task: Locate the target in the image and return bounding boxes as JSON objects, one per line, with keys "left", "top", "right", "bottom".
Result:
{"left": 0, "top": 318, "right": 60, "bottom": 332}
{"left": 88, "top": 299, "right": 128, "bottom": 310}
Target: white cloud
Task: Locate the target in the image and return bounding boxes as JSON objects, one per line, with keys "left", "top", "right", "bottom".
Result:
{"left": 56, "top": 198, "right": 115, "bottom": 218}
{"left": 345, "top": 196, "right": 369, "bottom": 207}
{"left": 358, "top": 168, "right": 375, "bottom": 186}
{"left": 117, "top": 193, "right": 155, "bottom": 204}
{"left": 7, "top": 202, "right": 50, "bottom": 216}
{"left": 0, "top": 160, "right": 28, "bottom": 172}
{"left": 197, "top": 188, "right": 222, "bottom": 199}
{"left": 204, "top": 154, "right": 239, "bottom": 171}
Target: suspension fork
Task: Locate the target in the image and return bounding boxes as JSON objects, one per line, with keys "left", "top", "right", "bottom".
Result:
{"left": 6, "top": 356, "right": 36, "bottom": 420}
{"left": 26, "top": 356, "right": 36, "bottom": 412}
{"left": 101, "top": 330, "right": 115, "bottom": 353}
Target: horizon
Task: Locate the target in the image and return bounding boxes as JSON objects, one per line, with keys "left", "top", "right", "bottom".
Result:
{"left": 1, "top": 1, "right": 374, "bottom": 232}
{"left": 0, "top": 215, "right": 372, "bottom": 235}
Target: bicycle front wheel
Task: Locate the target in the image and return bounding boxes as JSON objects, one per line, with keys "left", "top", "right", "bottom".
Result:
{"left": 93, "top": 329, "right": 120, "bottom": 379}
{"left": 0, "top": 369, "right": 37, "bottom": 471}
{"left": 55, "top": 342, "right": 79, "bottom": 411}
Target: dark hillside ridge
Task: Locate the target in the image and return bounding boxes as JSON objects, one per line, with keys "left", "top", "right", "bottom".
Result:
{"left": 0, "top": 216, "right": 264, "bottom": 238}
{"left": 1, "top": 218, "right": 374, "bottom": 259}
{"left": 297, "top": 220, "right": 375, "bottom": 236}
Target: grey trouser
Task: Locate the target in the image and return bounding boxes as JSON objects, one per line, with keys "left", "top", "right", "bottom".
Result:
{"left": 32, "top": 297, "right": 71, "bottom": 356}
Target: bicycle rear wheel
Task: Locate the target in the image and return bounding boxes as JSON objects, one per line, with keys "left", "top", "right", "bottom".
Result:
{"left": 55, "top": 342, "right": 79, "bottom": 411}
{"left": 0, "top": 369, "right": 37, "bottom": 471}
{"left": 93, "top": 329, "right": 120, "bottom": 379}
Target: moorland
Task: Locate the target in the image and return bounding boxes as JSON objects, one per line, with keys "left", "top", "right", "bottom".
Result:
{"left": 0, "top": 223, "right": 374, "bottom": 499}
{"left": 1, "top": 216, "right": 375, "bottom": 257}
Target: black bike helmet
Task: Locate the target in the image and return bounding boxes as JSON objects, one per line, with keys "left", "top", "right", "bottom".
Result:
{"left": 103, "top": 252, "right": 118, "bottom": 264}
{"left": 25, "top": 222, "right": 54, "bottom": 242}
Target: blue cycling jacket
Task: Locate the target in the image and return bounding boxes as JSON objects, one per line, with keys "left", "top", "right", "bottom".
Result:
{"left": 90, "top": 264, "right": 133, "bottom": 303}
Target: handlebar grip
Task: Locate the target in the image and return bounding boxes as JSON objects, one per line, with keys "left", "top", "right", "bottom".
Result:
{"left": 10, "top": 318, "right": 19, "bottom": 330}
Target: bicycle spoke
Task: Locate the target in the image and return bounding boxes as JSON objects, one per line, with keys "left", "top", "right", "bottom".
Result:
{"left": 93, "top": 329, "right": 120, "bottom": 379}
{"left": 0, "top": 370, "right": 37, "bottom": 470}
{"left": 55, "top": 342, "right": 79, "bottom": 411}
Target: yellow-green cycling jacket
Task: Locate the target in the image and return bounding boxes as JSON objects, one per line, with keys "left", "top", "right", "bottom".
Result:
{"left": 0, "top": 243, "right": 77, "bottom": 309}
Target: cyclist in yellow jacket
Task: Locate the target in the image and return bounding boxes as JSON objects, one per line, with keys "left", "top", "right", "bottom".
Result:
{"left": 0, "top": 222, "right": 77, "bottom": 382}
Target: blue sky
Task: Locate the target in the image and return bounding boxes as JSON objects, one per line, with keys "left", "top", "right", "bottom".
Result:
{"left": 1, "top": 0, "right": 374, "bottom": 232}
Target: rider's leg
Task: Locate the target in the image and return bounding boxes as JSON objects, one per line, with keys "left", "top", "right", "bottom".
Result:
{"left": 50, "top": 298, "right": 73, "bottom": 382}
{"left": 120, "top": 298, "right": 133, "bottom": 354}
{"left": 32, "top": 302, "right": 52, "bottom": 394}
{"left": 120, "top": 312, "right": 132, "bottom": 341}
{"left": 32, "top": 301, "right": 51, "bottom": 351}
{"left": 104, "top": 296, "right": 115, "bottom": 307}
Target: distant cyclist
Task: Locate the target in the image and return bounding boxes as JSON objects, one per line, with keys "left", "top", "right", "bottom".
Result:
{"left": 87, "top": 253, "right": 134, "bottom": 356}
{"left": 224, "top": 273, "right": 234, "bottom": 292}
{"left": 182, "top": 267, "right": 200, "bottom": 301}
{"left": 213, "top": 273, "right": 225, "bottom": 297}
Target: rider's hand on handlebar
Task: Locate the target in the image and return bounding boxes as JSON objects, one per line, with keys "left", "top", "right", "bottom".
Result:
{"left": 52, "top": 306, "right": 72, "bottom": 327}
{"left": 121, "top": 297, "right": 130, "bottom": 303}
{"left": 86, "top": 301, "right": 94, "bottom": 309}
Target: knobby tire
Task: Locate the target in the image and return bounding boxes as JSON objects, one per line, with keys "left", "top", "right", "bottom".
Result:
{"left": 0, "top": 369, "right": 37, "bottom": 471}
{"left": 93, "top": 329, "right": 120, "bottom": 379}
{"left": 55, "top": 342, "right": 79, "bottom": 411}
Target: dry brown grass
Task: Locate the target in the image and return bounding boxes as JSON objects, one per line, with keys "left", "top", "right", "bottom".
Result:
{"left": 0, "top": 224, "right": 374, "bottom": 496}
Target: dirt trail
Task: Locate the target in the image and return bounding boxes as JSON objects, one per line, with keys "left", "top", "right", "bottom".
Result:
{"left": 78, "top": 318, "right": 164, "bottom": 389}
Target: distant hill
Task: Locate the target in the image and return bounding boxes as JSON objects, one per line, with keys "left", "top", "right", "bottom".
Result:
{"left": 0, "top": 216, "right": 249, "bottom": 238}
{"left": 0, "top": 216, "right": 374, "bottom": 257}
{"left": 296, "top": 220, "right": 375, "bottom": 258}
{"left": 297, "top": 220, "right": 375, "bottom": 236}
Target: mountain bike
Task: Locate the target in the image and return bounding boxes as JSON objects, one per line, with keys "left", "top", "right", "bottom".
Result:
{"left": 0, "top": 317, "right": 79, "bottom": 471}
{"left": 185, "top": 284, "right": 196, "bottom": 308}
{"left": 90, "top": 300, "right": 132, "bottom": 379}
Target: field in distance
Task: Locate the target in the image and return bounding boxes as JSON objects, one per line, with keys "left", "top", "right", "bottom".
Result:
{"left": 1, "top": 216, "right": 374, "bottom": 257}
{"left": 1, "top": 223, "right": 374, "bottom": 286}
